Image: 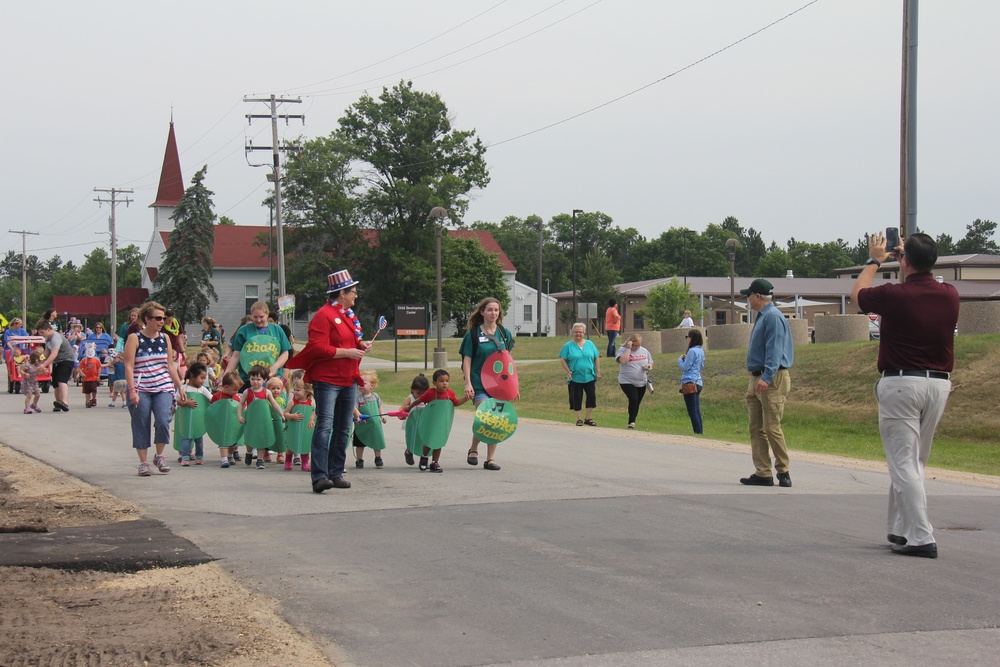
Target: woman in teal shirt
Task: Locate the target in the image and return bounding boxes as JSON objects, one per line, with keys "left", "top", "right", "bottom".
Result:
{"left": 460, "top": 297, "right": 515, "bottom": 471}
{"left": 559, "top": 322, "right": 601, "bottom": 426}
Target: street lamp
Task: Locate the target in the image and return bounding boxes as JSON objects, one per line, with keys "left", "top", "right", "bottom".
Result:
{"left": 536, "top": 216, "right": 543, "bottom": 337}
{"left": 725, "top": 238, "right": 739, "bottom": 324}
{"left": 682, "top": 229, "right": 694, "bottom": 287}
{"left": 572, "top": 209, "right": 583, "bottom": 322}
{"left": 429, "top": 207, "right": 449, "bottom": 367}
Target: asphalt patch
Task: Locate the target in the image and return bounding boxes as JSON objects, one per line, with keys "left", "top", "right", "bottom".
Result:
{"left": 0, "top": 518, "right": 215, "bottom": 572}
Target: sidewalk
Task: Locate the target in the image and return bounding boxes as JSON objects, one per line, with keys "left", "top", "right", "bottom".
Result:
{"left": 2, "top": 391, "right": 999, "bottom": 666}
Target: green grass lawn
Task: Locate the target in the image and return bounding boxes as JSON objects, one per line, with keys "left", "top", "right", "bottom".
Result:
{"left": 360, "top": 334, "right": 1000, "bottom": 477}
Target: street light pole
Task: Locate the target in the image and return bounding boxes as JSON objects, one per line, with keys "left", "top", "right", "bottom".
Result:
{"left": 429, "top": 207, "right": 449, "bottom": 367}
{"left": 682, "top": 229, "right": 694, "bottom": 287}
{"left": 726, "top": 238, "right": 739, "bottom": 324}
{"left": 537, "top": 216, "right": 543, "bottom": 337}
{"left": 571, "top": 209, "right": 583, "bottom": 323}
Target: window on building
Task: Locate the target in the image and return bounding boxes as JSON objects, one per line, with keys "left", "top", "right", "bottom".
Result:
{"left": 632, "top": 312, "right": 644, "bottom": 329}
{"left": 245, "top": 285, "right": 259, "bottom": 316}
{"left": 715, "top": 311, "right": 726, "bottom": 325}
{"left": 523, "top": 304, "right": 533, "bottom": 323}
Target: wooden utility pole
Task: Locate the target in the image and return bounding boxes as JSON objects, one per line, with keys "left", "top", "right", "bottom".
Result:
{"left": 900, "top": 0, "right": 919, "bottom": 241}
{"left": 94, "top": 187, "right": 133, "bottom": 335}
{"left": 244, "top": 95, "right": 304, "bottom": 324}
{"left": 8, "top": 229, "right": 39, "bottom": 325}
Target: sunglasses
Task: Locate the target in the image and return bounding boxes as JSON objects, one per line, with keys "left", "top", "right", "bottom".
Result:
{"left": 150, "top": 316, "right": 165, "bottom": 321}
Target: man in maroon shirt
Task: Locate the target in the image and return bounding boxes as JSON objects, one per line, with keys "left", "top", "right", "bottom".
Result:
{"left": 852, "top": 232, "right": 959, "bottom": 559}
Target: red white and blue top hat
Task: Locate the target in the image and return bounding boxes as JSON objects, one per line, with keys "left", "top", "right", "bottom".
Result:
{"left": 326, "top": 269, "right": 360, "bottom": 294}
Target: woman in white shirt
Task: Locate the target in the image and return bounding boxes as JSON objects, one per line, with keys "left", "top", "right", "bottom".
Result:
{"left": 616, "top": 334, "right": 653, "bottom": 429}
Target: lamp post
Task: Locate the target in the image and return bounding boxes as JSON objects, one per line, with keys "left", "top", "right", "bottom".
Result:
{"left": 725, "top": 238, "right": 739, "bottom": 324}
{"left": 537, "top": 216, "right": 543, "bottom": 337}
{"left": 682, "top": 229, "right": 694, "bottom": 287}
{"left": 429, "top": 207, "right": 449, "bottom": 367}
{"left": 571, "top": 209, "right": 583, "bottom": 322}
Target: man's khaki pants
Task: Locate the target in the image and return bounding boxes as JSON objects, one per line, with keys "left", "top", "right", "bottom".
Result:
{"left": 745, "top": 369, "right": 790, "bottom": 477}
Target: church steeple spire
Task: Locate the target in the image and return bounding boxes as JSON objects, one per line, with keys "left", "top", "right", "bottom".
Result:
{"left": 151, "top": 120, "right": 184, "bottom": 208}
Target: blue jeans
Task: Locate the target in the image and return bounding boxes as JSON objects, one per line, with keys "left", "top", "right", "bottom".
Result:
{"left": 606, "top": 330, "right": 619, "bottom": 358}
{"left": 310, "top": 381, "right": 356, "bottom": 483}
{"left": 683, "top": 384, "right": 703, "bottom": 434}
{"left": 181, "top": 437, "right": 204, "bottom": 458}
{"left": 128, "top": 391, "right": 174, "bottom": 450}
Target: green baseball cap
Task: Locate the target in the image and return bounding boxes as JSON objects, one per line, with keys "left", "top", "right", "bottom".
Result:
{"left": 739, "top": 278, "right": 774, "bottom": 296}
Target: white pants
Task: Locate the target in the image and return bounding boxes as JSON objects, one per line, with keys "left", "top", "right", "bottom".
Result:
{"left": 876, "top": 375, "right": 951, "bottom": 546}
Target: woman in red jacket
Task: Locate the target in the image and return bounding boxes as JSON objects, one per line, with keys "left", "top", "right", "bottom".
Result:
{"left": 286, "top": 269, "right": 371, "bottom": 493}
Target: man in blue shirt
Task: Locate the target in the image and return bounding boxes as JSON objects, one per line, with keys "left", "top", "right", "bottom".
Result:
{"left": 740, "top": 279, "right": 794, "bottom": 488}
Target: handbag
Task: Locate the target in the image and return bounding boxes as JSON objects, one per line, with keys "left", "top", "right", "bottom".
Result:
{"left": 680, "top": 382, "right": 698, "bottom": 395}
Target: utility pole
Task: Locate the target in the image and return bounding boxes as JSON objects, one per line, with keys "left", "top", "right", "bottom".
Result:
{"left": 900, "top": 0, "right": 918, "bottom": 241}
{"left": 94, "top": 188, "right": 133, "bottom": 336}
{"left": 244, "top": 94, "right": 304, "bottom": 324}
{"left": 8, "top": 229, "right": 39, "bottom": 326}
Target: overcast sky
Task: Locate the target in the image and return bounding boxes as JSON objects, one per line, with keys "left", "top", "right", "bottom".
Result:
{"left": 3, "top": 1, "right": 997, "bottom": 269}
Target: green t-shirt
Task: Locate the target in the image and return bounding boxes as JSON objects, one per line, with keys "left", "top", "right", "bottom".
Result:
{"left": 231, "top": 322, "right": 291, "bottom": 381}
{"left": 459, "top": 326, "right": 514, "bottom": 395}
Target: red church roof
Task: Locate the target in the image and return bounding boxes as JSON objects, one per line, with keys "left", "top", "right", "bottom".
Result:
{"left": 161, "top": 225, "right": 272, "bottom": 269}
{"left": 151, "top": 121, "right": 184, "bottom": 208}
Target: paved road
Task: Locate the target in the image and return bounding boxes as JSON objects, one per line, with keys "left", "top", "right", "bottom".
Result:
{"left": 3, "top": 390, "right": 999, "bottom": 666}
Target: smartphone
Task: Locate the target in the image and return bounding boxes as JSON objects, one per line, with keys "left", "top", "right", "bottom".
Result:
{"left": 885, "top": 227, "right": 900, "bottom": 254}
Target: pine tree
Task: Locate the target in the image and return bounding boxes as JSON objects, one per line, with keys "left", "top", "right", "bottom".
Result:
{"left": 152, "top": 166, "right": 218, "bottom": 327}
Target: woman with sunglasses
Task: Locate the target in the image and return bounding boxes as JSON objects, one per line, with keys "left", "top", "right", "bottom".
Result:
{"left": 124, "top": 301, "right": 186, "bottom": 477}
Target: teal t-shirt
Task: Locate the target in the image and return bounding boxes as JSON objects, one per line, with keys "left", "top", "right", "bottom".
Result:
{"left": 459, "top": 326, "right": 514, "bottom": 395}
{"left": 559, "top": 339, "right": 600, "bottom": 383}
{"left": 231, "top": 322, "right": 291, "bottom": 382}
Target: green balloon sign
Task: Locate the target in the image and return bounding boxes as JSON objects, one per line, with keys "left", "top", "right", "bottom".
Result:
{"left": 472, "top": 398, "right": 518, "bottom": 444}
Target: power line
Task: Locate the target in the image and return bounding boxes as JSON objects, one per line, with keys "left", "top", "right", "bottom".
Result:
{"left": 491, "top": 0, "right": 823, "bottom": 147}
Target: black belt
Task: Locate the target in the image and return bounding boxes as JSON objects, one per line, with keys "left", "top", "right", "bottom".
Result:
{"left": 882, "top": 369, "right": 950, "bottom": 380}
{"left": 750, "top": 367, "right": 787, "bottom": 377}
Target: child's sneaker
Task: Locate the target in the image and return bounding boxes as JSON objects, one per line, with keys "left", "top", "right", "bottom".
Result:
{"left": 405, "top": 451, "right": 415, "bottom": 466}
{"left": 31, "top": 405, "right": 41, "bottom": 413}
{"left": 355, "top": 459, "right": 364, "bottom": 469}
{"left": 138, "top": 462, "right": 152, "bottom": 477}
{"left": 374, "top": 456, "right": 384, "bottom": 468}
{"left": 23, "top": 409, "right": 32, "bottom": 415}
{"left": 419, "top": 456, "right": 428, "bottom": 471}
{"left": 122, "top": 402, "right": 127, "bottom": 408}
{"left": 256, "top": 458, "right": 266, "bottom": 470}
{"left": 232, "top": 450, "right": 242, "bottom": 462}
{"left": 108, "top": 403, "right": 116, "bottom": 408}
{"left": 276, "top": 453, "right": 285, "bottom": 463}
{"left": 292, "top": 456, "right": 301, "bottom": 467}
{"left": 181, "top": 456, "right": 191, "bottom": 466}
{"left": 220, "top": 458, "right": 231, "bottom": 469}
{"left": 429, "top": 461, "right": 443, "bottom": 473}
{"left": 244, "top": 452, "right": 253, "bottom": 467}
{"left": 263, "top": 453, "right": 272, "bottom": 463}
{"left": 153, "top": 454, "right": 171, "bottom": 474}
{"left": 195, "top": 456, "right": 204, "bottom": 466}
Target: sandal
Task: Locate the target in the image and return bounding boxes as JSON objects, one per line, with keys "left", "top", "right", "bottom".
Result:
{"left": 419, "top": 456, "right": 429, "bottom": 471}
{"left": 467, "top": 449, "right": 478, "bottom": 466}
{"left": 584, "top": 419, "right": 597, "bottom": 426}
{"left": 576, "top": 419, "right": 584, "bottom": 426}
{"left": 484, "top": 460, "right": 501, "bottom": 471}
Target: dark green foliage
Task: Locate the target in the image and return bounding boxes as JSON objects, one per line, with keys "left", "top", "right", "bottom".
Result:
{"left": 152, "top": 166, "right": 218, "bottom": 326}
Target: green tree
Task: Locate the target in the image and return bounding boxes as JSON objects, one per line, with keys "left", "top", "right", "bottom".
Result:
{"left": 116, "top": 244, "right": 144, "bottom": 289}
{"left": 77, "top": 247, "right": 111, "bottom": 296}
{"left": 756, "top": 243, "right": 791, "bottom": 278}
{"left": 440, "top": 235, "right": 509, "bottom": 333}
{"left": 282, "top": 134, "right": 362, "bottom": 312}
{"left": 152, "top": 166, "right": 218, "bottom": 326}
{"left": 578, "top": 248, "right": 622, "bottom": 315}
{"left": 935, "top": 233, "right": 956, "bottom": 256}
{"left": 954, "top": 219, "right": 999, "bottom": 254}
{"left": 217, "top": 215, "right": 236, "bottom": 226}
{"left": 640, "top": 279, "right": 700, "bottom": 329}
{"left": 280, "top": 81, "right": 490, "bottom": 320}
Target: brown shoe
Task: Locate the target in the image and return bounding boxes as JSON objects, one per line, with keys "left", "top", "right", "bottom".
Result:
{"left": 331, "top": 477, "right": 352, "bottom": 489}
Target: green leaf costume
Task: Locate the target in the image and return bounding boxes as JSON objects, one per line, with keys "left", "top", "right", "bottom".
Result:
{"left": 416, "top": 400, "right": 455, "bottom": 451}
{"left": 244, "top": 399, "right": 276, "bottom": 449}
{"left": 172, "top": 392, "right": 210, "bottom": 451}
{"left": 284, "top": 405, "right": 315, "bottom": 455}
{"left": 354, "top": 401, "right": 387, "bottom": 451}
{"left": 206, "top": 399, "right": 244, "bottom": 448}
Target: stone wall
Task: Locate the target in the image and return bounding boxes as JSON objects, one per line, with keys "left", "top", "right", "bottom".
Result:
{"left": 705, "top": 323, "right": 753, "bottom": 350}
{"left": 813, "top": 314, "right": 869, "bottom": 343}
{"left": 957, "top": 301, "right": 1000, "bottom": 335}
{"left": 659, "top": 327, "right": 705, "bottom": 354}
{"left": 788, "top": 319, "right": 811, "bottom": 345}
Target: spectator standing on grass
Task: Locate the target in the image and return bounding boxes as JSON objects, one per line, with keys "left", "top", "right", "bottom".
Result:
{"left": 677, "top": 329, "right": 705, "bottom": 435}
{"left": 604, "top": 299, "right": 621, "bottom": 358}
{"left": 615, "top": 333, "right": 653, "bottom": 430}
{"left": 560, "top": 322, "right": 601, "bottom": 427}
{"left": 852, "top": 232, "right": 959, "bottom": 559}
{"left": 739, "top": 278, "right": 794, "bottom": 489}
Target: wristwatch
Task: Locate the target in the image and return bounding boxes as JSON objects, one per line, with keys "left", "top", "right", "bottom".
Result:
{"left": 865, "top": 258, "right": 881, "bottom": 268}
